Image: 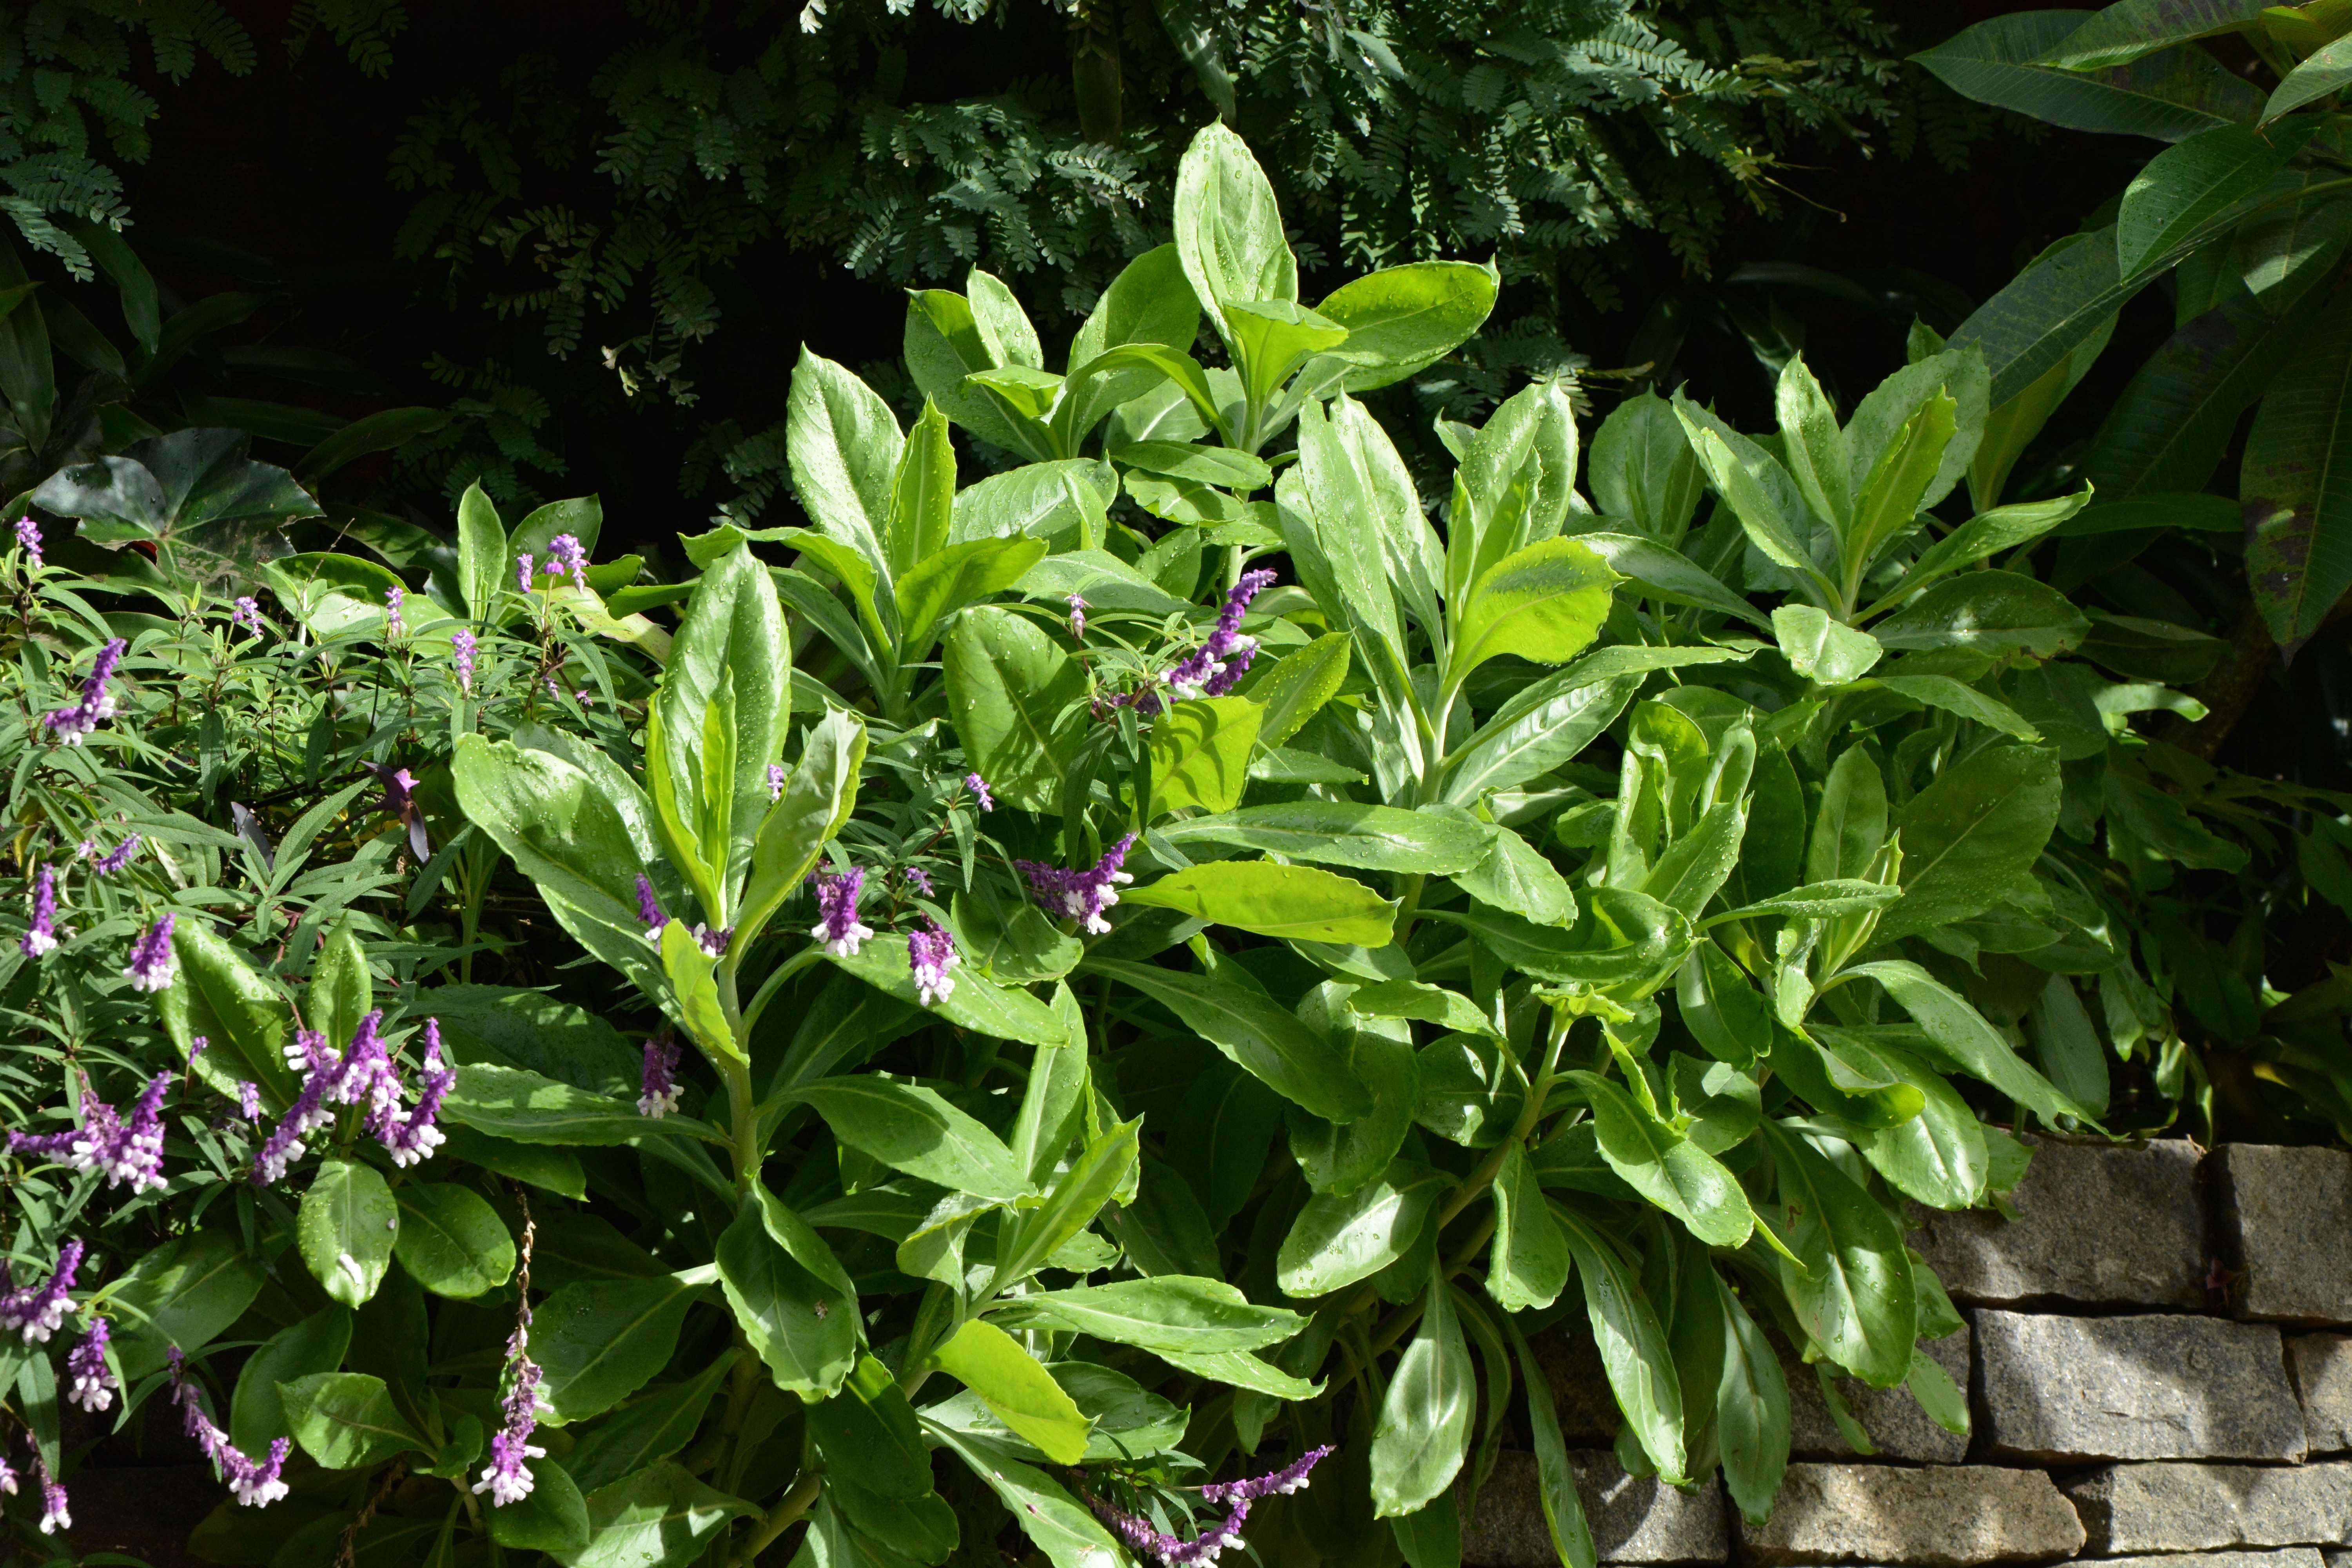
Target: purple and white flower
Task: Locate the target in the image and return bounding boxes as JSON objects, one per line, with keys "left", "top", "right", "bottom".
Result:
{"left": 171, "top": 1350, "right": 290, "bottom": 1508}
{"left": 21, "top": 864, "right": 57, "bottom": 958}
{"left": 515, "top": 554, "right": 534, "bottom": 594}
{"left": 384, "top": 584, "right": 405, "bottom": 640}
{"left": 1017, "top": 834, "right": 1136, "bottom": 935}
{"left": 1067, "top": 592, "right": 1087, "bottom": 640}
{"left": 635, "top": 875, "right": 666, "bottom": 941}
{"left": 473, "top": 1324, "right": 548, "bottom": 1506}
{"left": 451, "top": 628, "right": 477, "bottom": 695}
{"left": 964, "top": 773, "right": 995, "bottom": 812}
{"left": 372, "top": 1019, "right": 453, "bottom": 1168}
{"left": 767, "top": 762, "right": 788, "bottom": 802}
{"left": 809, "top": 867, "right": 873, "bottom": 957}
{"left": 36, "top": 1452, "right": 68, "bottom": 1534}
{"left": 908, "top": 918, "right": 959, "bottom": 1008}
{"left": 232, "top": 596, "right": 263, "bottom": 635}
{"left": 123, "top": 913, "right": 176, "bottom": 992}
{"left": 638, "top": 1037, "right": 682, "bottom": 1118}
{"left": 0, "top": 1241, "right": 83, "bottom": 1343}
{"left": 44, "top": 638, "right": 125, "bottom": 746}
{"left": 94, "top": 835, "right": 139, "bottom": 876}
{"left": 15, "top": 514, "right": 40, "bottom": 569}
{"left": 543, "top": 534, "right": 588, "bottom": 590}
{"left": 66, "top": 1318, "right": 113, "bottom": 1412}
{"left": 235, "top": 1081, "right": 261, "bottom": 1122}
{"left": 902, "top": 865, "right": 934, "bottom": 897}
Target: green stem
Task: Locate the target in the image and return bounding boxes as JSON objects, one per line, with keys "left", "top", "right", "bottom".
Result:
{"left": 739, "top": 946, "right": 825, "bottom": 1042}
{"left": 731, "top": 1468, "right": 824, "bottom": 1567}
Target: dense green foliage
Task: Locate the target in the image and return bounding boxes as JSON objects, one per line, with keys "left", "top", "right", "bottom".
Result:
{"left": 0, "top": 1, "right": 2347, "bottom": 1564}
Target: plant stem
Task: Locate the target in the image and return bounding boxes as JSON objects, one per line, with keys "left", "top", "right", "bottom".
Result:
{"left": 732, "top": 1468, "right": 824, "bottom": 1566}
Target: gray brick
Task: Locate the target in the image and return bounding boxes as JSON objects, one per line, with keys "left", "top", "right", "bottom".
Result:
{"left": 2216, "top": 1145, "right": 2352, "bottom": 1325}
{"left": 1976, "top": 1311, "right": 2306, "bottom": 1463}
{"left": 2064, "top": 1461, "right": 2352, "bottom": 1553}
{"left": 2288, "top": 1334, "right": 2352, "bottom": 1454}
{"left": 1533, "top": 1323, "right": 1624, "bottom": 1447}
{"left": 1463, "top": 1450, "right": 1726, "bottom": 1566}
{"left": 1910, "top": 1134, "right": 2204, "bottom": 1308}
{"left": 2093, "top": 1553, "right": 2325, "bottom": 1568}
{"left": 1735, "top": 1463, "right": 2083, "bottom": 1566}
{"left": 1786, "top": 1324, "right": 1970, "bottom": 1464}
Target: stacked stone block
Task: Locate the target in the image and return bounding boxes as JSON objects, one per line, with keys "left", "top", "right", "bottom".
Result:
{"left": 1464, "top": 1139, "right": 2352, "bottom": 1568}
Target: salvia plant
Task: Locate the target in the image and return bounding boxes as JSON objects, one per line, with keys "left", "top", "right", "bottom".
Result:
{"left": 0, "top": 117, "right": 2341, "bottom": 1568}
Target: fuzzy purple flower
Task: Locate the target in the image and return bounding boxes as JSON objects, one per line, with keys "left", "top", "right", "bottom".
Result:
{"left": 373, "top": 1019, "right": 453, "bottom": 1168}
{"left": 44, "top": 638, "right": 125, "bottom": 745}
{"left": 383, "top": 584, "right": 405, "bottom": 640}
{"left": 451, "top": 628, "right": 477, "bottom": 695}
{"left": 635, "top": 875, "right": 665, "bottom": 940}
{"left": 903, "top": 865, "right": 934, "bottom": 897}
{"left": 909, "top": 919, "right": 960, "bottom": 1009}
{"left": 638, "top": 1037, "right": 682, "bottom": 1119}
{"left": 965, "top": 773, "right": 995, "bottom": 812}
{"left": 363, "top": 760, "right": 430, "bottom": 862}
{"left": 253, "top": 1015, "right": 407, "bottom": 1186}
{"left": 66, "top": 1318, "right": 113, "bottom": 1412}
{"left": 1198, "top": 1444, "right": 1335, "bottom": 1504}
{"left": 80, "top": 1072, "right": 171, "bottom": 1192}
{"left": 95, "top": 835, "right": 139, "bottom": 875}
{"left": 36, "top": 1452, "right": 67, "bottom": 1534}
{"left": 542, "top": 534, "right": 588, "bottom": 590}
{"left": 1017, "top": 834, "right": 1136, "bottom": 935}
{"left": 171, "top": 1350, "right": 289, "bottom": 1508}
{"left": 767, "top": 762, "right": 788, "bottom": 802}
{"left": 691, "top": 924, "right": 730, "bottom": 958}
{"left": 0, "top": 1240, "right": 83, "bottom": 1343}
{"left": 15, "top": 514, "right": 40, "bottom": 568}
{"left": 235, "top": 1081, "right": 261, "bottom": 1122}
{"left": 809, "top": 867, "right": 873, "bottom": 957}
{"left": 473, "top": 1325, "right": 548, "bottom": 1506}
{"left": 123, "top": 912, "right": 176, "bottom": 993}
{"left": 1094, "top": 1497, "right": 1251, "bottom": 1566}
{"left": 231, "top": 596, "right": 262, "bottom": 635}
{"left": 515, "top": 554, "right": 534, "bottom": 594}
{"left": 1067, "top": 592, "right": 1087, "bottom": 640}
{"left": 21, "top": 863, "right": 56, "bottom": 958}
{"left": 0, "top": 1450, "right": 15, "bottom": 1495}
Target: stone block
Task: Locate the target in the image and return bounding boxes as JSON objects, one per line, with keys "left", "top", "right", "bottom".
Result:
{"left": 2215, "top": 1145, "right": 2352, "bottom": 1325}
{"left": 1786, "top": 1323, "right": 1970, "bottom": 1464}
{"left": 2096, "top": 1554, "right": 2325, "bottom": 1568}
{"left": 2064, "top": 1461, "right": 2352, "bottom": 1552}
{"left": 1735, "top": 1463, "right": 2083, "bottom": 1566}
{"left": 2289, "top": 1334, "right": 2352, "bottom": 1454}
{"left": 1534, "top": 1323, "right": 1624, "bottom": 1447}
{"left": 1976, "top": 1310, "right": 2307, "bottom": 1463}
{"left": 1910, "top": 1134, "right": 2205, "bottom": 1308}
{"left": 1463, "top": 1450, "right": 1726, "bottom": 1566}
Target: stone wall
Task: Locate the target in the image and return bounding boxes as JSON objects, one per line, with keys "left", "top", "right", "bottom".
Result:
{"left": 1466, "top": 1138, "right": 2352, "bottom": 1568}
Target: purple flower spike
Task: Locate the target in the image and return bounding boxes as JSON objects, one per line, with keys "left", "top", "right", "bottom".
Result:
{"left": 0, "top": 1451, "right": 16, "bottom": 1495}
{"left": 384, "top": 584, "right": 405, "bottom": 640}
{"left": 0, "top": 1240, "right": 84, "bottom": 1343}
{"left": 171, "top": 1350, "right": 290, "bottom": 1508}
{"left": 1016, "top": 834, "right": 1136, "bottom": 935}
{"left": 21, "top": 864, "right": 57, "bottom": 958}
{"left": 543, "top": 534, "right": 588, "bottom": 590}
{"left": 44, "top": 638, "right": 125, "bottom": 746}
{"left": 95, "top": 835, "right": 139, "bottom": 876}
{"left": 908, "top": 918, "right": 959, "bottom": 1008}
{"left": 1199, "top": 1444, "right": 1336, "bottom": 1504}
{"left": 232, "top": 597, "right": 262, "bottom": 635}
{"left": 964, "top": 773, "right": 995, "bottom": 812}
{"left": 235, "top": 1082, "right": 261, "bottom": 1122}
{"left": 902, "top": 865, "right": 934, "bottom": 897}
{"left": 123, "top": 913, "right": 176, "bottom": 993}
{"left": 1067, "top": 592, "right": 1087, "bottom": 640}
{"left": 36, "top": 1453, "right": 67, "bottom": 1534}
{"left": 515, "top": 554, "right": 534, "bottom": 594}
{"left": 635, "top": 875, "right": 665, "bottom": 941}
{"left": 451, "top": 628, "right": 477, "bottom": 695}
{"left": 374, "top": 1019, "right": 453, "bottom": 1169}
{"left": 767, "top": 762, "right": 788, "bottom": 802}
{"left": 66, "top": 1318, "right": 113, "bottom": 1412}
{"left": 473, "top": 1325, "right": 548, "bottom": 1506}
{"left": 809, "top": 867, "right": 873, "bottom": 957}
{"left": 638, "top": 1037, "right": 682, "bottom": 1119}
{"left": 16, "top": 514, "right": 41, "bottom": 568}
{"left": 1094, "top": 1496, "right": 1252, "bottom": 1565}
{"left": 691, "top": 924, "right": 731, "bottom": 958}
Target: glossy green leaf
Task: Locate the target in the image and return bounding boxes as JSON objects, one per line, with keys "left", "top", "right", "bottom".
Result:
{"left": 927, "top": 1319, "right": 1093, "bottom": 1465}
{"left": 1764, "top": 1123, "right": 1917, "bottom": 1388}
{"left": 2264, "top": 32, "right": 2352, "bottom": 122}
{"left": 309, "top": 915, "right": 371, "bottom": 1055}
{"left": 537, "top": 1274, "right": 703, "bottom": 1424}
{"left": 108, "top": 1231, "right": 265, "bottom": 1383}
{"left": 1869, "top": 570, "right": 2088, "bottom": 657}
{"left": 1147, "top": 695, "right": 1261, "bottom": 817}
{"left": 786, "top": 1077, "right": 1033, "bottom": 1201}
{"left": 1773, "top": 604, "right": 1883, "bottom": 685}
{"left": 565, "top": 1352, "right": 741, "bottom": 1495}
{"left": 1848, "top": 959, "right": 2094, "bottom": 1122}
{"left": 825, "top": 935, "right": 1072, "bottom": 1048}
{"left": 297, "top": 1159, "right": 397, "bottom": 1308}
{"left": 930, "top": 1426, "right": 1125, "bottom": 1568}
{"left": 1317, "top": 260, "right": 1497, "bottom": 391}
{"left": 445, "top": 1063, "right": 718, "bottom": 1147}
{"left": 1714, "top": 1274, "right": 1792, "bottom": 1527}
{"left": 1370, "top": 1269, "right": 1475, "bottom": 1517}
{"left": 1085, "top": 956, "right": 1372, "bottom": 1121}
{"left": 989, "top": 1276, "right": 1303, "bottom": 1353}
{"left": 1566, "top": 1071, "right": 1754, "bottom": 1247}
{"left": 786, "top": 347, "right": 901, "bottom": 584}
{"left": 1552, "top": 1204, "right": 1686, "bottom": 1483}
{"left": 718, "top": 1186, "right": 860, "bottom": 1398}
{"left": 1447, "top": 536, "right": 1617, "bottom": 685}
{"left": 571, "top": 1462, "right": 757, "bottom": 1568}
{"left": 2119, "top": 122, "right": 2309, "bottom": 278}
{"left": 1488, "top": 1141, "right": 1570, "bottom": 1312}
{"left": 392, "top": 1184, "right": 514, "bottom": 1299}
{"left": 1591, "top": 388, "right": 1706, "bottom": 543}
{"left": 2245, "top": 288, "right": 2352, "bottom": 647}
{"left": 1857, "top": 1045, "right": 1992, "bottom": 1211}
{"left": 1159, "top": 801, "right": 1492, "bottom": 875}
{"left": 737, "top": 705, "right": 866, "bottom": 951}
{"left": 1457, "top": 823, "right": 1579, "bottom": 926}
{"left": 279, "top": 1372, "right": 426, "bottom": 1470}
{"left": 491, "top": 1459, "right": 592, "bottom": 1553}
{"left": 1126, "top": 860, "right": 1397, "bottom": 945}
{"left": 1175, "top": 121, "right": 1298, "bottom": 354}
{"left": 1677, "top": 943, "right": 1771, "bottom": 1067}
{"left": 1873, "top": 744, "right": 2060, "bottom": 947}
{"left": 1913, "top": 11, "right": 2261, "bottom": 142}
{"left": 1443, "top": 671, "right": 1643, "bottom": 806}
{"left": 231, "top": 1306, "right": 351, "bottom": 1455}
{"left": 2042, "top": 0, "right": 2271, "bottom": 70}
{"left": 1276, "top": 1160, "right": 1446, "bottom": 1296}
{"left": 455, "top": 481, "right": 507, "bottom": 623}
{"left": 1570, "top": 532, "right": 1773, "bottom": 629}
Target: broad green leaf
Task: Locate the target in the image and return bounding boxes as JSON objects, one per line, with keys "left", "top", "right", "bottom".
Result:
{"left": 490, "top": 1459, "right": 591, "bottom": 1552}
{"left": 1126, "top": 860, "right": 1397, "bottom": 945}
{"left": 1857, "top": 1046, "right": 1992, "bottom": 1210}
{"left": 1146, "top": 695, "right": 1261, "bottom": 817}
{"left": 2264, "top": 32, "right": 2352, "bottom": 122}
{"left": 1880, "top": 489, "right": 2093, "bottom": 607}
{"left": 1296, "top": 396, "right": 1406, "bottom": 648}
{"left": 1569, "top": 532, "right": 1773, "bottom": 629}
{"left": 158, "top": 914, "right": 291, "bottom": 1103}
{"left": 1487, "top": 1142, "right": 1570, "bottom": 1312}
{"left": 232, "top": 1307, "right": 350, "bottom": 1455}
{"left": 927, "top": 1319, "right": 1092, "bottom": 1465}
{"left": 1244, "top": 632, "right": 1351, "bottom": 749}
{"left": 1227, "top": 298, "right": 1348, "bottom": 410}
{"left": 786, "top": 347, "right": 901, "bottom": 585}
{"left": 1847, "top": 391, "right": 1958, "bottom": 579}
{"left": 1641, "top": 801, "right": 1749, "bottom": 922}
{"left": 1351, "top": 981, "right": 1494, "bottom": 1038}
{"left": 2031, "top": 971, "right": 2112, "bottom": 1118}
{"left": 570, "top": 1462, "right": 757, "bottom": 1568}
{"left": 811, "top": 1353, "right": 932, "bottom": 1497}
{"left": 1370, "top": 1270, "right": 1476, "bottom": 1517}
{"left": 1276, "top": 1160, "right": 1446, "bottom": 1296}
{"left": 786, "top": 1076, "right": 1032, "bottom": 1201}
{"left": 1949, "top": 227, "right": 2158, "bottom": 407}
{"left": 297, "top": 1159, "right": 397, "bottom": 1308}
{"left": 2119, "top": 122, "right": 2311, "bottom": 277}
{"left": 1504, "top": 1315, "right": 1599, "bottom": 1568}
{"left": 1714, "top": 1274, "right": 1791, "bottom": 1527}
{"left": 886, "top": 397, "right": 957, "bottom": 585}
{"left": 1845, "top": 959, "right": 2094, "bottom": 1122}
{"left": 279, "top": 1372, "right": 425, "bottom": 1470}
{"left": 1677, "top": 943, "right": 1772, "bottom": 1067}
{"left": 456, "top": 481, "right": 507, "bottom": 623}
{"left": 1159, "top": 802, "right": 1493, "bottom": 875}
{"left": 1566, "top": 1071, "right": 1754, "bottom": 1247}
{"left": 1085, "top": 956, "right": 1373, "bottom": 1122}
{"left": 392, "top": 1184, "right": 514, "bottom": 1299}
{"left": 1316, "top": 260, "right": 1498, "bottom": 391}
{"left": 1443, "top": 671, "right": 1642, "bottom": 806}
{"left": 718, "top": 1186, "right": 859, "bottom": 1398}
{"left": 445, "top": 1063, "right": 718, "bottom": 1147}
{"left": 1777, "top": 356, "right": 1851, "bottom": 536}
{"left": 1457, "top": 824, "right": 1581, "bottom": 926}
{"left": 1174, "top": 122, "right": 1298, "bottom": 356}
{"left": 1448, "top": 379, "right": 1579, "bottom": 609}
{"left": 1872, "top": 570, "right": 2087, "bottom": 657}
{"left": 1288, "top": 1011, "right": 1421, "bottom": 1195}
{"left": 1763, "top": 1123, "right": 1918, "bottom": 1388}
{"left": 906, "top": 285, "right": 1046, "bottom": 457}
{"left": 1674, "top": 400, "right": 1831, "bottom": 601}
{"left": 1773, "top": 604, "right": 1882, "bottom": 685}
{"left": 2245, "top": 288, "right": 2352, "bottom": 647}
{"left": 309, "top": 916, "right": 371, "bottom": 1055}
{"left": 1591, "top": 388, "right": 1706, "bottom": 544}
{"left": 989, "top": 1276, "right": 1304, "bottom": 1353}
{"left": 929, "top": 1426, "right": 1124, "bottom": 1568}
{"left": 896, "top": 535, "right": 1047, "bottom": 654}
{"left": 661, "top": 919, "right": 736, "bottom": 1062}
{"left": 825, "top": 935, "right": 1072, "bottom": 1049}
{"left": 995, "top": 1118, "right": 1141, "bottom": 1288}
{"left": 737, "top": 706, "right": 866, "bottom": 951}
{"left": 1552, "top": 1205, "right": 1686, "bottom": 1482}
{"left": 1912, "top": 11, "right": 2262, "bottom": 142}
{"left": 537, "top": 1274, "right": 704, "bottom": 1424}
{"left": 1875, "top": 674, "right": 2044, "bottom": 742}
{"left": 951, "top": 459, "right": 1114, "bottom": 548}
{"left": 565, "top": 1352, "right": 740, "bottom": 1495}
{"left": 2043, "top": 0, "right": 2272, "bottom": 69}
{"left": 107, "top": 1231, "right": 265, "bottom": 1382}
{"left": 1152, "top": 1346, "right": 1323, "bottom": 1400}
{"left": 1873, "top": 744, "right": 2059, "bottom": 946}
{"left": 1446, "top": 536, "right": 1616, "bottom": 685}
